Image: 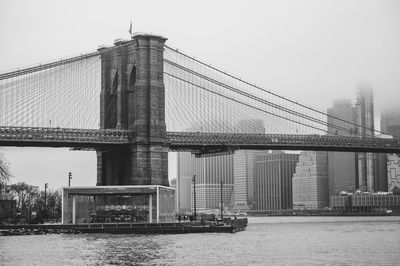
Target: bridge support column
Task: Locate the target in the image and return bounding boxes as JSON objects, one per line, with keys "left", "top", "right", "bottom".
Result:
{"left": 97, "top": 34, "right": 169, "bottom": 186}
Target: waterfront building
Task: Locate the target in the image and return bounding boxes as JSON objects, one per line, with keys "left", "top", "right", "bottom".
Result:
{"left": 232, "top": 150, "right": 270, "bottom": 210}
{"left": 177, "top": 119, "right": 265, "bottom": 212}
{"left": 327, "top": 99, "right": 357, "bottom": 198}
{"left": 62, "top": 186, "right": 175, "bottom": 224}
{"left": 388, "top": 153, "right": 400, "bottom": 191}
{"left": 380, "top": 108, "right": 400, "bottom": 192}
{"left": 176, "top": 152, "right": 194, "bottom": 212}
{"left": 255, "top": 151, "right": 299, "bottom": 210}
{"left": 170, "top": 178, "right": 178, "bottom": 212}
{"left": 331, "top": 192, "right": 400, "bottom": 214}
{"left": 178, "top": 176, "right": 192, "bottom": 213}
{"left": 177, "top": 152, "right": 234, "bottom": 211}
{"left": 231, "top": 119, "right": 266, "bottom": 210}
{"left": 374, "top": 152, "right": 388, "bottom": 192}
{"left": 354, "top": 87, "right": 375, "bottom": 192}
{"left": 292, "top": 151, "right": 329, "bottom": 209}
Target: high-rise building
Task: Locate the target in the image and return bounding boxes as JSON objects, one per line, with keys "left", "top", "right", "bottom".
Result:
{"left": 231, "top": 119, "right": 266, "bottom": 210}
{"left": 381, "top": 107, "right": 400, "bottom": 192}
{"left": 169, "top": 178, "right": 177, "bottom": 212}
{"left": 381, "top": 108, "right": 400, "bottom": 137}
{"left": 388, "top": 154, "right": 400, "bottom": 191}
{"left": 292, "top": 151, "right": 329, "bottom": 209}
{"left": 176, "top": 152, "right": 193, "bottom": 212}
{"left": 177, "top": 152, "right": 234, "bottom": 211}
{"left": 327, "top": 99, "right": 357, "bottom": 197}
{"left": 255, "top": 151, "right": 299, "bottom": 210}
{"left": 374, "top": 153, "right": 388, "bottom": 192}
{"left": 354, "top": 87, "right": 375, "bottom": 192}
{"left": 232, "top": 150, "right": 270, "bottom": 210}
{"left": 177, "top": 119, "right": 265, "bottom": 212}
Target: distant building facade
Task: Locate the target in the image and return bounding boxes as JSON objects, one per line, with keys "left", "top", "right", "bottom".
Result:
{"left": 292, "top": 151, "right": 329, "bottom": 209}
{"left": 255, "top": 152, "right": 299, "bottom": 210}
{"left": 327, "top": 99, "right": 357, "bottom": 198}
{"left": 381, "top": 107, "right": 400, "bottom": 192}
{"left": 354, "top": 87, "right": 375, "bottom": 192}
{"left": 170, "top": 178, "right": 178, "bottom": 212}
{"left": 231, "top": 119, "right": 266, "bottom": 210}
{"left": 177, "top": 119, "right": 265, "bottom": 212}
{"left": 177, "top": 152, "right": 234, "bottom": 211}
{"left": 381, "top": 108, "right": 400, "bottom": 137}
{"left": 374, "top": 153, "right": 388, "bottom": 192}
{"left": 176, "top": 153, "right": 193, "bottom": 212}
{"left": 331, "top": 192, "right": 400, "bottom": 214}
{"left": 232, "top": 150, "right": 269, "bottom": 210}
{"left": 388, "top": 153, "right": 400, "bottom": 192}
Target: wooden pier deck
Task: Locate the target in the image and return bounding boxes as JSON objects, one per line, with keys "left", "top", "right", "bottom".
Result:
{"left": 0, "top": 218, "right": 247, "bottom": 235}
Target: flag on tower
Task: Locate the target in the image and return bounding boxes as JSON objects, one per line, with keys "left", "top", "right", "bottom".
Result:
{"left": 128, "top": 21, "right": 133, "bottom": 36}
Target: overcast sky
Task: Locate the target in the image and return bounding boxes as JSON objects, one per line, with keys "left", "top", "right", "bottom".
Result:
{"left": 1, "top": 0, "right": 399, "bottom": 189}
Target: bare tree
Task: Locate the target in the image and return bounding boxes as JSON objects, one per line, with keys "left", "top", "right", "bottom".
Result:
{"left": 0, "top": 151, "right": 12, "bottom": 185}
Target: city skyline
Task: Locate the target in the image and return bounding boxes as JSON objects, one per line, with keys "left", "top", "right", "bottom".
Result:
{"left": 1, "top": 0, "right": 400, "bottom": 189}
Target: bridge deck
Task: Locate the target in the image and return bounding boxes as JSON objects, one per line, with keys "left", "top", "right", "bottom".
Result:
{"left": 1, "top": 126, "right": 399, "bottom": 153}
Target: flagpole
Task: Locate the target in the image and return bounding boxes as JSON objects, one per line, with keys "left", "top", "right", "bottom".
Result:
{"left": 129, "top": 21, "right": 133, "bottom": 37}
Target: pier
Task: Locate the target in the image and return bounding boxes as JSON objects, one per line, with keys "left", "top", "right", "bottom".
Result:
{"left": 0, "top": 218, "right": 247, "bottom": 235}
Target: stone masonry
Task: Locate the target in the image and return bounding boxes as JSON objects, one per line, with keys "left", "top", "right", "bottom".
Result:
{"left": 96, "top": 34, "right": 168, "bottom": 186}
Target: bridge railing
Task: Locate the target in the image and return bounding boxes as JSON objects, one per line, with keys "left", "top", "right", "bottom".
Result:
{"left": 0, "top": 126, "right": 134, "bottom": 144}
{"left": 166, "top": 132, "right": 400, "bottom": 151}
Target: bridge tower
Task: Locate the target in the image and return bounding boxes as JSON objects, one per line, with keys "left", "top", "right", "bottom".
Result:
{"left": 96, "top": 34, "right": 168, "bottom": 186}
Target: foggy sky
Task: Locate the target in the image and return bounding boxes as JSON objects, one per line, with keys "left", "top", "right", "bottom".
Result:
{"left": 1, "top": 0, "right": 399, "bottom": 189}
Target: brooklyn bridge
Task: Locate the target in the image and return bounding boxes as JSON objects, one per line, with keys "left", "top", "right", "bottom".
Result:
{"left": 1, "top": 34, "right": 399, "bottom": 187}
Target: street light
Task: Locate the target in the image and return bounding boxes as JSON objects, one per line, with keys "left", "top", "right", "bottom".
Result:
{"left": 220, "top": 180, "right": 223, "bottom": 220}
{"left": 68, "top": 172, "right": 72, "bottom": 187}
{"left": 192, "top": 175, "right": 196, "bottom": 220}
{"left": 44, "top": 183, "right": 48, "bottom": 219}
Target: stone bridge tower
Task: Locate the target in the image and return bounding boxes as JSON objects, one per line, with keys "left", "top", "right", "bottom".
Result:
{"left": 96, "top": 34, "right": 168, "bottom": 186}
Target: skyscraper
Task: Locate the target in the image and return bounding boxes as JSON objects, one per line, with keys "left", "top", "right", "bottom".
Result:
{"left": 381, "top": 108, "right": 400, "bottom": 137}
{"left": 327, "top": 99, "right": 357, "bottom": 197}
{"left": 169, "top": 178, "right": 178, "bottom": 212}
{"left": 232, "top": 150, "right": 270, "bottom": 210}
{"left": 231, "top": 119, "right": 266, "bottom": 210}
{"left": 177, "top": 152, "right": 234, "bottom": 211}
{"left": 176, "top": 119, "right": 265, "bottom": 212}
{"left": 388, "top": 154, "right": 400, "bottom": 191}
{"left": 176, "top": 152, "right": 194, "bottom": 212}
{"left": 255, "top": 151, "right": 299, "bottom": 210}
{"left": 354, "top": 87, "right": 375, "bottom": 192}
{"left": 292, "top": 151, "right": 329, "bottom": 209}
{"left": 381, "top": 107, "right": 400, "bottom": 192}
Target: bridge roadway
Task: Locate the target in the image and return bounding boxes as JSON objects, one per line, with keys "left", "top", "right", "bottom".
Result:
{"left": 1, "top": 126, "right": 400, "bottom": 154}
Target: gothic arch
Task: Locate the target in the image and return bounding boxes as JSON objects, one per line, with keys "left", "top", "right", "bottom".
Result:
{"left": 129, "top": 65, "right": 136, "bottom": 88}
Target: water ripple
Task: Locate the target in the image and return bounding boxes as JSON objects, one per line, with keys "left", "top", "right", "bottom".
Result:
{"left": 1, "top": 216, "right": 400, "bottom": 265}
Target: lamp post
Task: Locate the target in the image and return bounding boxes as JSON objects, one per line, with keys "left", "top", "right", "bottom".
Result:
{"left": 220, "top": 180, "right": 223, "bottom": 220}
{"left": 68, "top": 172, "right": 72, "bottom": 187}
{"left": 192, "top": 175, "right": 196, "bottom": 220}
{"left": 44, "top": 183, "right": 48, "bottom": 219}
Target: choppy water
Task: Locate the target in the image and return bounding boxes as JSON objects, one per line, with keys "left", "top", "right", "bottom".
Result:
{"left": 1, "top": 216, "right": 400, "bottom": 265}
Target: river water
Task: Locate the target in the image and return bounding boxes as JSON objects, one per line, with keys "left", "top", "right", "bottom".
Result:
{"left": 1, "top": 216, "right": 399, "bottom": 265}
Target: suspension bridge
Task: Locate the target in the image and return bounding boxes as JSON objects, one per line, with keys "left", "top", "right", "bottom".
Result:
{"left": 1, "top": 34, "right": 399, "bottom": 186}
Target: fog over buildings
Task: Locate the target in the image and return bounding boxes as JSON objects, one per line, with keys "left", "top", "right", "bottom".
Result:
{"left": 0, "top": 0, "right": 400, "bottom": 190}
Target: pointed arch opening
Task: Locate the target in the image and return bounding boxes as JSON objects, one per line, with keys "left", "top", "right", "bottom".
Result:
{"left": 112, "top": 71, "right": 119, "bottom": 94}
{"left": 129, "top": 66, "right": 136, "bottom": 88}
